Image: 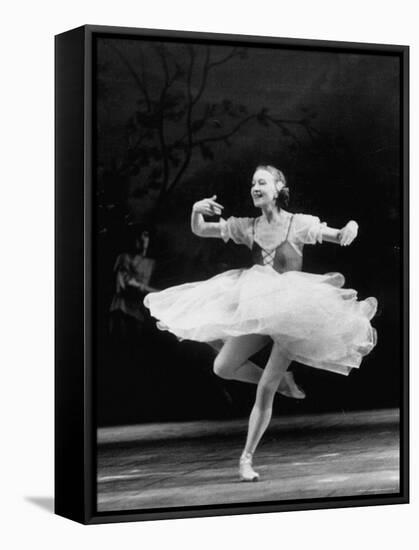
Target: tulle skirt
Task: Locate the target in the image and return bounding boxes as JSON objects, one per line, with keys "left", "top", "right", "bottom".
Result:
{"left": 143, "top": 265, "right": 377, "bottom": 376}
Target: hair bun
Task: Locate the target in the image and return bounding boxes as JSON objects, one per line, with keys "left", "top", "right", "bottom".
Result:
{"left": 277, "top": 186, "right": 290, "bottom": 208}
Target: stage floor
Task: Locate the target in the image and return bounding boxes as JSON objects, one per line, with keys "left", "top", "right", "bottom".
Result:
{"left": 97, "top": 408, "right": 400, "bottom": 512}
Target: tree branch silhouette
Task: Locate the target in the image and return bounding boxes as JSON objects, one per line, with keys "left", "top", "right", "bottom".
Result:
{"left": 102, "top": 42, "right": 325, "bottom": 220}
{"left": 106, "top": 41, "right": 151, "bottom": 109}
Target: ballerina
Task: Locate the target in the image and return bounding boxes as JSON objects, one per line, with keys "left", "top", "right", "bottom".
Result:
{"left": 144, "top": 165, "right": 377, "bottom": 481}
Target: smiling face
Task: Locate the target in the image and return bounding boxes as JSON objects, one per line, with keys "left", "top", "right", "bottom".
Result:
{"left": 251, "top": 168, "right": 283, "bottom": 209}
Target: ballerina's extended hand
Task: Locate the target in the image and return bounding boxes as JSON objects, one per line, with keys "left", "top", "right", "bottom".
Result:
{"left": 339, "top": 220, "right": 359, "bottom": 246}
{"left": 192, "top": 195, "right": 224, "bottom": 217}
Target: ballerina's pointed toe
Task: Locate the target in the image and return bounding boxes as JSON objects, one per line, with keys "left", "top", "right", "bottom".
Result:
{"left": 239, "top": 454, "right": 260, "bottom": 482}
{"left": 278, "top": 371, "right": 306, "bottom": 399}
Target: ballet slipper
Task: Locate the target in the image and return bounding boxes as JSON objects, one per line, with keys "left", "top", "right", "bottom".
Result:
{"left": 277, "top": 371, "right": 306, "bottom": 399}
{"left": 239, "top": 452, "right": 260, "bottom": 482}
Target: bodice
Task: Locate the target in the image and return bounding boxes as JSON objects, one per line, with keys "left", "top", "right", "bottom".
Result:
{"left": 251, "top": 215, "right": 303, "bottom": 273}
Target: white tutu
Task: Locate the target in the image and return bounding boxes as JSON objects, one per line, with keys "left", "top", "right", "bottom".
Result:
{"left": 144, "top": 265, "right": 377, "bottom": 376}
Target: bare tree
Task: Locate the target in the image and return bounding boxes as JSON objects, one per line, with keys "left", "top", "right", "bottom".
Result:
{"left": 103, "top": 41, "right": 321, "bottom": 210}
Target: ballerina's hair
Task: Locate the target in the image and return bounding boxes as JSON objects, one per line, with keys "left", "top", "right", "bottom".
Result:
{"left": 256, "top": 164, "right": 290, "bottom": 209}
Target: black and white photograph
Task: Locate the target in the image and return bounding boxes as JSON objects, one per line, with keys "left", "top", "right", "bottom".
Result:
{"left": 3, "top": 0, "right": 419, "bottom": 545}
{"left": 92, "top": 30, "right": 406, "bottom": 515}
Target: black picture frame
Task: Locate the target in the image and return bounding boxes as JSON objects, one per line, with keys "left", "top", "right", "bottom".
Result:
{"left": 55, "top": 24, "right": 409, "bottom": 525}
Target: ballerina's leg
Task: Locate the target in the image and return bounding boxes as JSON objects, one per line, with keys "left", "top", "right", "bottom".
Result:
{"left": 212, "top": 335, "right": 270, "bottom": 384}
{"left": 210, "top": 338, "right": 304, "bottom": 399}
{"left": 239, "top": 343, "right": 291, "bottom": 481}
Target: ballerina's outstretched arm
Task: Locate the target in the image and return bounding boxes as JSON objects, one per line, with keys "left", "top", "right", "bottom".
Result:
{"left": 320, "top": 220, "right": 359, "bottom": 246}
{"left": 191, "top": 195, "right": 225, "bottom": 238}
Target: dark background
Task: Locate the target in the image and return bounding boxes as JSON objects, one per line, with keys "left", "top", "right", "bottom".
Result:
{"left": 94, "top": 36, "right": 402, "bottom": 426}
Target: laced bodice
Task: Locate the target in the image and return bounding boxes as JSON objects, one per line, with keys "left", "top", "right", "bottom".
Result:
{"left": 251, "top": 215, "right": 303, "bottom": 273}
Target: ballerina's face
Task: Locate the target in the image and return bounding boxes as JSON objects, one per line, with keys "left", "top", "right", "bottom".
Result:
{"left": 251, "top": 168, "right": 283, "bottom": 209}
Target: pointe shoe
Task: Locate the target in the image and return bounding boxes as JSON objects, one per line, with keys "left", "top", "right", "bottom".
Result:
{"left": 239, "top": 453, "right": 260, "bottom": 482}
{"left": 278, "top": 371, "right": 306, "bottom": 400}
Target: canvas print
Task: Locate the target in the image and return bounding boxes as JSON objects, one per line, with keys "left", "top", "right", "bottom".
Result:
{"left": 94, "top": 35, "right": 402, "bottom": 513}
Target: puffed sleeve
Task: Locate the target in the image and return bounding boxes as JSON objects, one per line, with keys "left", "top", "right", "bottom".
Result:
{"left": 219, "top": 216, "right": 253, "bottom": 248}
{"left": 293, "top": 214, "right": 327, "bottom": 245}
